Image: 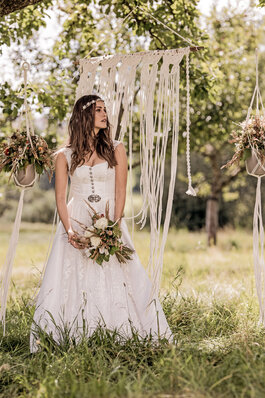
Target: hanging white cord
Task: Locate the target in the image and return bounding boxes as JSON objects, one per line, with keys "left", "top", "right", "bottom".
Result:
{"left": 22, "top": 62, "right": 34, "bottom": 148}
{"left": 83, "top": 9, "right": 135, "bottom": 60}
{"left": 256, "top": 48, "right": 259, "bottom": 114}
{"left": 246, "top": 49, "right": 265, "bottom": 176}
{"left": 136, "top": 6, "right": 198, "bottom": 48}
{"left": 253, "top": 177, "right": 265, "bottom": 324}
{"left": 79, "top": 5, "right": 200, "bottom": 64}
{"left": 0, "top": 189, "right": 25, "bottom": 335}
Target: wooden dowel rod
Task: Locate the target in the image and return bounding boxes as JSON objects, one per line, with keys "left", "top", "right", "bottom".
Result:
{"left": 190, "top": 46, "right": 204, "bottom": 52}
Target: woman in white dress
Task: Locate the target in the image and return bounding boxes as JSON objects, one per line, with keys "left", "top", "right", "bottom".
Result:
{"left": 30, "top": 95, "right": 172, "bottom": 352}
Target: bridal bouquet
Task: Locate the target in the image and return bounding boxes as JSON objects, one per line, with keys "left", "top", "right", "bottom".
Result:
{"left": 0, "top": 130, "right": 54, "bottom": 181}
{"left": 72, "top": 201, "right": 134, "bottom": 266}
{"left": 222, "top": 115, "right": 265, "bottom": 169}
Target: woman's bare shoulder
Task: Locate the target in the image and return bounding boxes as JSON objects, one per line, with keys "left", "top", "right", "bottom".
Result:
{"left": 55, "top": 146, "right": 72, "bottom": 168}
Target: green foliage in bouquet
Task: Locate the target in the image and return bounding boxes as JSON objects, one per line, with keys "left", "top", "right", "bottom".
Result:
{"left": 0, "top": 130, "right": 54, "bottom": 181}
{"left": 72, "top": 201, "right": 134, "bottom": 266}
{"left": 222, "top": 115, "right": 265, "bottom": 169}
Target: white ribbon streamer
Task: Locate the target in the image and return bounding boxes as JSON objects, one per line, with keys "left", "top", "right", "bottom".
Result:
{"left": 0, "top": 62, "right": 35, "bottom": 334}
{"left": 253, "top": 177, "right": 265, "bottom": 324}
{"left": 0, "top": 189, "right": 25, "bottom": 335}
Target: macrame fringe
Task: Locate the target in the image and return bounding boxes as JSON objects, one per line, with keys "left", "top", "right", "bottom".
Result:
{"left": 76, "top": 47, "right": 194, "bottom": 301}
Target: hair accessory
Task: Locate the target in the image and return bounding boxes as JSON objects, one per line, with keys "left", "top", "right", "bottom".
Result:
{"left": 82, "top": 98, "right": 102, "bottom": 111}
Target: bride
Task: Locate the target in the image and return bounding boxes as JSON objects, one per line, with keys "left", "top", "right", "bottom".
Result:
{"left": 30, "top": 94, "right": 172, "bottom": 352}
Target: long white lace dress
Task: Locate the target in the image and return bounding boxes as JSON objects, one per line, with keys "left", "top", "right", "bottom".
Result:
{"left": 30, "top": 141, "right": 172, "bottom": 352}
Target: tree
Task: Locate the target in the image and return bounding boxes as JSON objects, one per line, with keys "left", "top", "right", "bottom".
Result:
{"left": 1, "top": 0, "right": 210, "bottom": 117}
{"left": 0, "top": 0, "right": 220, "bottom": 236}
{"left": 0, "top": 1, "right": 52, "bottom": 52}
{"left": 188, "top": 4, "right": 265, "bottom": 245}
{"left": 0, "top": 0, "right": 46, "bottom": 17}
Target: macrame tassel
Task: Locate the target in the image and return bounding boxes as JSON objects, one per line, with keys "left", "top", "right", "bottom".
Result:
{"left": 186, "top": 186, "right": 197, "bottom": 196}
{"left": 253, "top": 177, "right": 265, "bottom": 324}
{"left": 0, "top": 189, "right": 25, "bottom": 335}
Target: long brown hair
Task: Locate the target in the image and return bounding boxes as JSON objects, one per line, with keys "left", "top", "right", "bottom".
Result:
{"left": 67, "top": 95, "right": 117, "bottom": 175}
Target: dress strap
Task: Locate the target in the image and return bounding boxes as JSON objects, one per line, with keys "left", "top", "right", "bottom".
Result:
{"left": 113, "top": 140, "right": 122, "bottom": 149}
{"left": 55, "top": 147, "right": 72, "bottom": 170}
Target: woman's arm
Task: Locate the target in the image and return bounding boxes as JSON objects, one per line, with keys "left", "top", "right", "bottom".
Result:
{"left": 55, "top": 152, "right": 71, "bottom": 233}
{"left": 114, "top": 143, "right": 128, "bottom": 226}
{"left": 55, "top": 152, "right": 80, "bottom": 248}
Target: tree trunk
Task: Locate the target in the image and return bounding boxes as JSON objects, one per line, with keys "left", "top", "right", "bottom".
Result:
{"left": 203, "top": 144, "right": 245, "bottom": 246}
{"left": 206, "top": 197, "right": 219, "bottom": 246}
{"left": 0, "top": 0, "right": 44, "bottom": 17}
{"left": 203, "top": 145, "right": 223, "bottom": 246}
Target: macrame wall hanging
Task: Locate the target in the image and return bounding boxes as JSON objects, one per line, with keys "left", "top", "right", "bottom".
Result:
{"left": 76, "top": 45, "right": 197, "bottom": 299}
{"left": 245, "top": 49, "right": 265, "bottom": 325}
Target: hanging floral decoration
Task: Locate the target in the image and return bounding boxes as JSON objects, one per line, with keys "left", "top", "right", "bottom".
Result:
{"left": 222, "top": 115, "right": 265, "bottom": 169}
{"left": 0, "top": 130, "right": 54, "bottom": 182}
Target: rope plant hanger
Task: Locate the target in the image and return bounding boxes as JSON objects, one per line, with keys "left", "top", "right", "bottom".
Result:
{"left": 76, "top": 7, "right": 201, "bottom": 300}
{"left": 0, "top": 63, "right": 37, "bottom": 334}
{"left": 223, "top": 49, "right": 265, "bottom": 324}
{"left": 0, "top": 63, "right": 54, "bottom": 335}
{"left": 245, "top": 50, "right": 265, "bottom": 325}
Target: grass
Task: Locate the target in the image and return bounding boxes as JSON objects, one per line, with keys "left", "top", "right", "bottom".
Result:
{"left": 1, "top": 223, "right": 265, "bottom": 397}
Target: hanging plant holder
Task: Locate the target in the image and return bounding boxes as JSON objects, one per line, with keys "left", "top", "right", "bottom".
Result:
{"left": 246, "top": 149, "right": 265, "bottom": 177}
{"left": 222, "top": 49, "right": 265, "bottom": 326}
{"left": 14, "top": 164, "right": 36, "bottom": 187}
{"left": 0, "top": 62, "right": 54, "bottom": 335}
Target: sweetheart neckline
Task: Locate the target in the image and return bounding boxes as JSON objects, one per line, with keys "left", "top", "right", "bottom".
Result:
{"left": 80, "top": 161, "right": 107, "bottom": 168}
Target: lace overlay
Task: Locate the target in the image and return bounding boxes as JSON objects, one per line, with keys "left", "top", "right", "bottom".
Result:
{"left": 30, "top": 140, "right": 172, "bottom": 352}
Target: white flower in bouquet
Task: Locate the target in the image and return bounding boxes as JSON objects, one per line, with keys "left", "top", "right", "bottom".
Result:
{"left": 99, "top": 246, "right": 109, "bottom": 255}
{"left": 84, "top": 229, "right": 94, "bottom": 238}
{"left": 84, "top": 248, "right": 91, "bottom": 257}
{"left": 94, "top": 217, "right": 108, "bottom": 230}
{"left": 90, "top": 236, "right": 101, "bottom": 248}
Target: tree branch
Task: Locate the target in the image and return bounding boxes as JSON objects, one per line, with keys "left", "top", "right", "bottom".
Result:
{"left": 149, "top": 28, "right": 167, "bottom": 49}
{"left": 0, "top": 0, "right": 44, "bottom": 17}
{"left": 220, "top": 164, "right": 246, "bottom": 189}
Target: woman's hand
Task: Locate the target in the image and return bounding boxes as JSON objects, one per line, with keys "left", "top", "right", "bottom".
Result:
{"left": 67, "top": 229, "right": 85, "bottom": 249}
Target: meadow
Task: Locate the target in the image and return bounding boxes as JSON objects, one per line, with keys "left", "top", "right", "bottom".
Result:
{"left": 1, "top": 223, "right": 265, "bottom": 397}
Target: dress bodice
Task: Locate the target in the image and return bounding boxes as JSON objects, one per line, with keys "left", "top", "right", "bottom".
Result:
{"left": 56, "top": 140, "right": 121, "bottom": 205}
